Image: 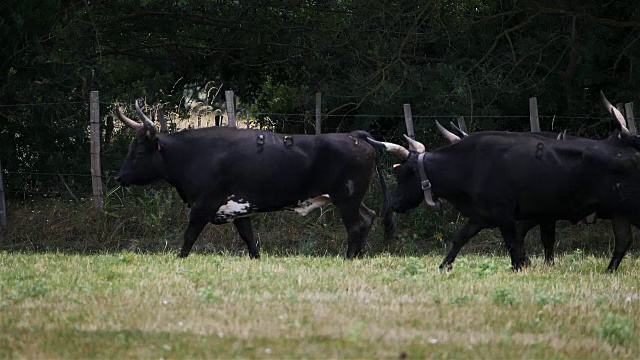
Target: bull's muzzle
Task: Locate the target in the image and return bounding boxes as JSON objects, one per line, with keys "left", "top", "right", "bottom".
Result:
{"left": 115, "top": 174, "right": 129, "bottom": 186}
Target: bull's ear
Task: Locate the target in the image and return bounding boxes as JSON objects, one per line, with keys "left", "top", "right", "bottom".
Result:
{"left": 145, "top": 126, "right": 157, "bottom": 140}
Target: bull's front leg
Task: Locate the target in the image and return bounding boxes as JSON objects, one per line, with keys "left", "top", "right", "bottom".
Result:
{"left": 439, "top": 220, "right": 483, "bottom": 271}
{"left": 500, "top": 222, "right": 529, "bottom": 271}
{"left": 179, "top": 205, "right": 214, "bottom": 258}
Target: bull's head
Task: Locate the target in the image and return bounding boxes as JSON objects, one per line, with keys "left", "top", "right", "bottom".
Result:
{"left": 367, "top": 135, "right": 429, "bottom": 213}
{"left": 115, "top": 100, "right": 164, "bottom": 186}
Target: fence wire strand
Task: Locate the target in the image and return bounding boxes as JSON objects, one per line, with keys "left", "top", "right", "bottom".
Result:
{"left": 0, "top": 98, "right": 632, "bottom": 204}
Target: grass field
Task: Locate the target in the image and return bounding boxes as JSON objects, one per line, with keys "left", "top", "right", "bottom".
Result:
{"left": 1, "top": 251, "right": 638, "bottom": 359}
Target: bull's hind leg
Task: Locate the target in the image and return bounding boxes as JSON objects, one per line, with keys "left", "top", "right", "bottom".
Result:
{"left": 500, "top": 222, "right": 529, "bottom": 271}
{"left": 516, "top": 219, "right": 556, "bottom": 265}
{"left": 607, "top": 215, "right": 632, "bottom": 272}
{"left": 233, "top": 217, "right": 260, "bottom": 259}
{"left": 336, "top": 200, "right": 376, "bottom": 259}
{"left": 357, "top": 203, "right": 376, "bottom": 252}
{"left": 439, "top": 220, "right": 483, "bottom": 271}
{"left": 539, "top": 221, "right": 556, "bottom": 265}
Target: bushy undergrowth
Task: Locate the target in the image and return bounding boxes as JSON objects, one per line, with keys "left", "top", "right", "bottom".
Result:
{"left": 0, "top": 181, "right": 633, "bottom": 261}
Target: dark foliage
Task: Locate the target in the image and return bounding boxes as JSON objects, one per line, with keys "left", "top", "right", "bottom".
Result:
{"left": 1, "top": 0, "right": 640, "bottom": 196}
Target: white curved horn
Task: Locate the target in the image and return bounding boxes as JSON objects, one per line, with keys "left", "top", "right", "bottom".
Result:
{"left": 556, "top": 129, "right": 567, "bottom": 140}
{"left": 403, "top": 135, "right": 426, "bottom": 153}
{"left": 600, "top": 91, "right": 629, "bottom": 134}
{"left": 449, "top": 121, "right": 468, "bottom": 137}
{"left": 366, "top": 137, "right": 410, "bottom": 159}
{"left": 135, "top": 100, "right": 157, "bottom": 130}
{"left": 116, "top": 107, "right": 143, "bottom": 130}
{"left": 436, "top": 120, "right": 461, "bottom": 143}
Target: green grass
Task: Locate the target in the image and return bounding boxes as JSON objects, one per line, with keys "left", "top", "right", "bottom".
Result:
{"left": 1, "top": 252, "right": 638, "bottom": 359}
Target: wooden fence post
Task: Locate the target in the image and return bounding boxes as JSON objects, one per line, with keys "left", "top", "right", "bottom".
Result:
{"left": 225, "top": 90, "right": 236, "bottom": 128}
{"left": 315, "top": 92, "right": 322, "bottom": 135}
{"left": 624, "top": 102, "right": 636, "bottom": 135}
{"left": 529, "top": 97, "right": 540, "bottom": 132}
{"left": 157, "top": 106, "right": 169, "bottom": 133}
{"left": 0, "top": 160, "right": 6, "bottom": 229}
{"left": 403, "top": 104, "right": 415, "bottom": 139}
{"left": 89, "top": 91, "right": 103, "bottom": 212}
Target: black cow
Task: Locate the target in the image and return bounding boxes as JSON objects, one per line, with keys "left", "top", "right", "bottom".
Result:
{"left": 431, "top": 92, "right": 632, "bottom": 268}
{"left": 434, "top": 121, "right": 568, "bottom": 265}
{"left": 367, "top": 94, "right": 640, "bottom": 272}
{"left": 115, "top": 101, "right": 394, "bottom": 259}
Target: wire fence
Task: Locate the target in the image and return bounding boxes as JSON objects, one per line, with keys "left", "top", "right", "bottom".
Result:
{"left": 0, "top": 95, "right": 632, "bottom": 206}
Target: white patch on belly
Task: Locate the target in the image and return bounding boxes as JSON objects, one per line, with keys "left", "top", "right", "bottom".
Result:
{"left": 214, "top": 196, "right": 253, "bottom": 223}
{"left": 291, "top": 195, "right": 332, "bottom": 216}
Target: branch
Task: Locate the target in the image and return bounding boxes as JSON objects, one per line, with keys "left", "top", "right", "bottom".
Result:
{"left": 465, "top": 13, "right": 538, "bottom": 77}
{"left": 469, "top": 10, "right": 525, "bottom": 24}
{"left": 58, "top": 173, "right": 79, "bottom": 202}
{"left": 614, "top": 32, "right": 640, "bottom": 74}
{"left": 538, "top": 7, "right": 640, "bottom": 28}
{"left": 505, "top": 31, "right": 517, "bottom": 64}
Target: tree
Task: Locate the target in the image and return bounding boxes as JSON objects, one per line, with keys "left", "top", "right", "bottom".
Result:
{"left": 1, "top": 0, "right": 639, "bottom": 196}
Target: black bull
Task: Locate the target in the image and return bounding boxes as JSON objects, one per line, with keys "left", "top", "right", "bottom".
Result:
{"left": 435, "top": 121, "right": 592, "bottom": 266}
{"left": 115, "top": 103, "right": 394, "bottom": 259}
{"left": 368, "top": 131, "right": 640, "bottom": 271}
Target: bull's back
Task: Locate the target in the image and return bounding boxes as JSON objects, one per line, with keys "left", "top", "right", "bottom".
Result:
{"left": 433, "top": 133, "right": 600, "bottom": 221}
{"left": 209, "top": 129, "right": 376, "bottom": 208}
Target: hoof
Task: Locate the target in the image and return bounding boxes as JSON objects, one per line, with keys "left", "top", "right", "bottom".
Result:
{"left": 511, "top": 261, "right": 523, "bottom": 272}
{"left": 438, "top": 262, "right": 453, "bottom": 272}
{"left": 345, "top": 252, "right": 358, "bottom": 260}
{"left": 511, "top": 256, "right": 529, "bottom": 271}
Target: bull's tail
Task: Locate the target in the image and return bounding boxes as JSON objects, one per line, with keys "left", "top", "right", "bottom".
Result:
{"left": 354, "top": 130, "right": 396, "bottom": 247}
{"left": 375, "top": 149, "right": 396, "bottom": 245}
